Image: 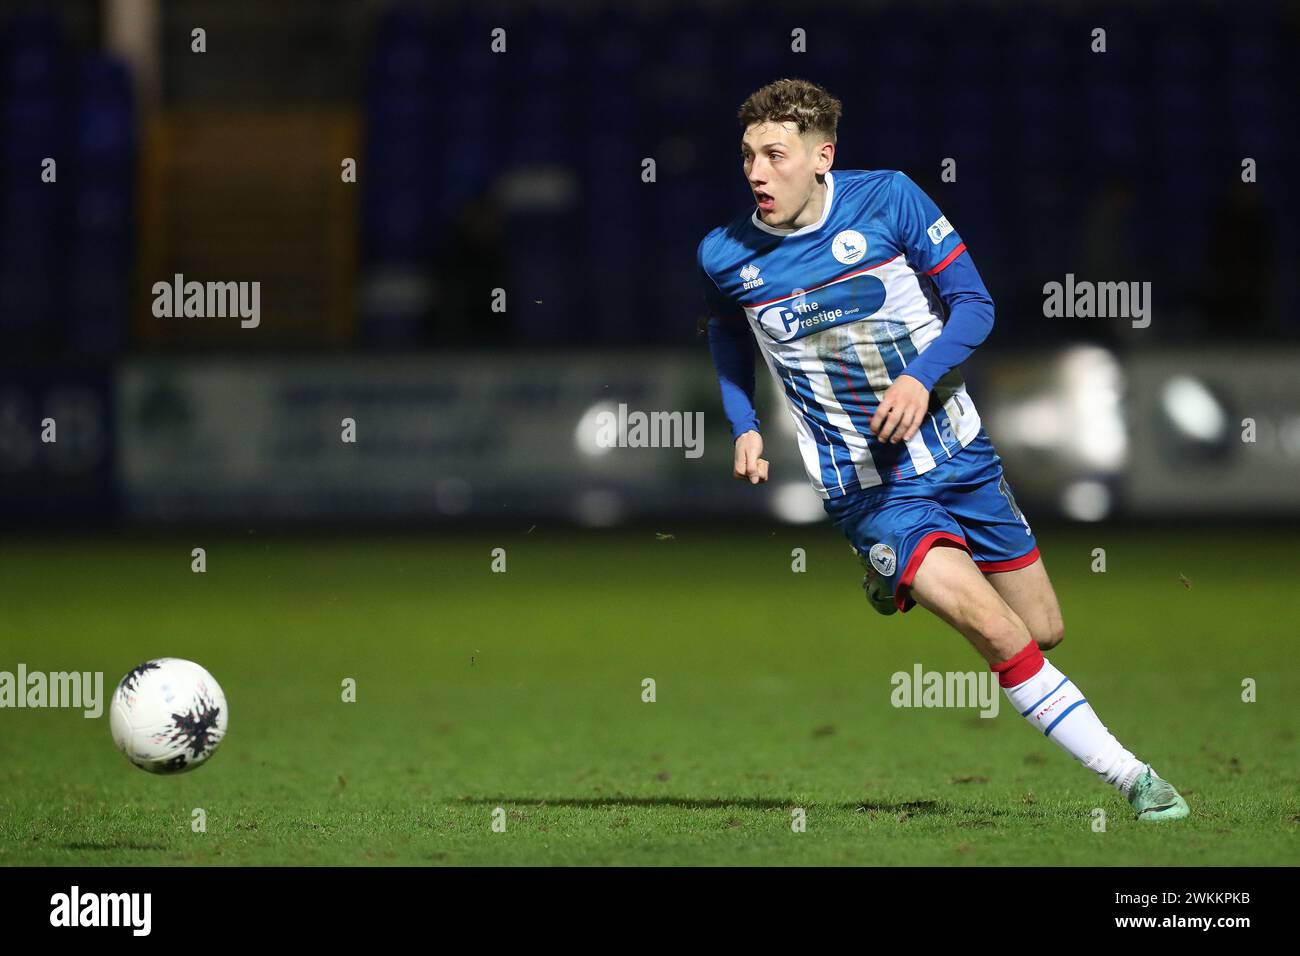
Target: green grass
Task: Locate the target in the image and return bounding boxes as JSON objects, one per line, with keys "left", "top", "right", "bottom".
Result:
{"left": 1, "top": 526, "right": 1297, "bottom": 866}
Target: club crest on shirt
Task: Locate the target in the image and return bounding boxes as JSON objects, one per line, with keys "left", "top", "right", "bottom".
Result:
{"left": 869, "top": 542, "right": 897, "bottom": 576}
{"left": 831, "top": 229, "right": 866, "bottom": 264}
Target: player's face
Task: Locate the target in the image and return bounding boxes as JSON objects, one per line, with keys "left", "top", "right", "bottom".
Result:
{"left": 742, "top": 121, "right": 831, "bottom": 229}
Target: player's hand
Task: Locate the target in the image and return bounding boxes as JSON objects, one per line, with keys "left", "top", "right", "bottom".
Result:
{"left": 870, "top": 375, "right": 930, "bottom": 444}
{"left": 733, "top": 430, "right": 769, "bottom": 484}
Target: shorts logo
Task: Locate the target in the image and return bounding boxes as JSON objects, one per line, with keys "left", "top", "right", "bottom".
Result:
{"left": 927, "top": 216, "right": 954, "bottom": 245}
{"left": 831, "top": 229, "right": 867, "bottom": 264}
{"left": 869, "top": 542, "right": 897, "bottom": 577}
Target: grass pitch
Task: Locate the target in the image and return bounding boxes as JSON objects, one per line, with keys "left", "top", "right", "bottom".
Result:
{"left": 1, "top": 526, "right": 1296, "bottom": 866}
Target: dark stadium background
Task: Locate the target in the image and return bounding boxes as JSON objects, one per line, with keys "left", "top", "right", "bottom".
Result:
{"left": 0, "top": 0, "right": 1297, "bottom": 872}
{"left": 2, "top": 0, "right": 1297, "bottom": 529}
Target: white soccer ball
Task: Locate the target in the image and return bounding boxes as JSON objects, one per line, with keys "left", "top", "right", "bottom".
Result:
{"left": 110, "top": 658, "right": 228, "bottom": 774}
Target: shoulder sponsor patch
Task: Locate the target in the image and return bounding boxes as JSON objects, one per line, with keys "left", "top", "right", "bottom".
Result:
{"left": 927, "top": 215, "right": 954, "bottom": 245}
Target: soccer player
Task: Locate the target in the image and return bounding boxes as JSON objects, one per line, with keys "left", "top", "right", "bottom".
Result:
{"left": 698, "top": 78, "right": 1189, "bottom": 821}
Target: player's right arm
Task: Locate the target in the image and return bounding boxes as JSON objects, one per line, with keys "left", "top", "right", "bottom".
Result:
{"left": 709, "top": 317, "right": 769, "bottom": 484}
{"left": 698, "top": 237, "right": 768, "bottom": 484}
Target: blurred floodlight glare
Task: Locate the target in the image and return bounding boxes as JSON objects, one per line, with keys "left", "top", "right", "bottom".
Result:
{"left": 992, "top": 346, "right": 1126, "bottom": 472}
{"left": 997, "top": 397, "right": 1064, "bottom": 449}
{"left": 1060, "top": 480, "right": 1111, "bottom": 521}
{"left": 1061, "top": 346, "right": 1126, "bottom": 471}
{"left": 1160, "top": 375, "right": 1227, "bottom": 443}
{"left": 771, "top": 481, "right": 825, "bottom": 524}
{"left": 574, "top": 401, "right": 618, "bottom": 458}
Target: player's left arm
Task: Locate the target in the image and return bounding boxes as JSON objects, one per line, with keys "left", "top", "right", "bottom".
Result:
{"left": 870, "top": 172, "right": 995, "bottom": 443}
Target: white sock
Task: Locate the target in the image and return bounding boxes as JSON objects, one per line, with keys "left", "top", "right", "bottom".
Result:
{"left": 995, "top": 646, "right": 1147, "bottom": 796}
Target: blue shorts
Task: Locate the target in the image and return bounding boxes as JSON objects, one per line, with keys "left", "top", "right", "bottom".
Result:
{"left": 823, "top": 428, "right": 1039, "bottom": 613}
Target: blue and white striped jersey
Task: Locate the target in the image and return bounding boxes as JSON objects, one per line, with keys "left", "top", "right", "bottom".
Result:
{"left": 699, "top": 168, "right": 985, "bottom": 498}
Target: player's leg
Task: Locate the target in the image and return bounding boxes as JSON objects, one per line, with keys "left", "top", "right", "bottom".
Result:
{"left": 826, "top": 446, "right": 1187, "bottom": 819}
{"left": 823, "top": 466, "right": 1049, "bottom": 667}
{"left": 906, "top": 546, "right": 1189, "bottom": 820}
{"left": 984, "top": 556, "right": 1064, "bottom": 651}
{"left": 899, "top": 540, "right": 1032, "bottom": 664}
{"left": 939, "top": 430, "right": 1063, "bottom": 650}
{"left": 904, "top": 432, "right": 1189, "bottom": 820}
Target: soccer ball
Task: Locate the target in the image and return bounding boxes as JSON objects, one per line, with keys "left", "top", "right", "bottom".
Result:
{"left": 110, "top": 658, "right": 228, "bottom": 774}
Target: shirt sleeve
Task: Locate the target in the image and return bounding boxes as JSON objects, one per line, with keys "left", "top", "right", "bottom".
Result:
{"left": 888, "top": 171, "right": 967, "bottom": 275}
{"left": 707, "top": 315, "right": 761, "bottom": 439}
{"left": 887, "top": 172, "right": 995, "bottom": 391}
{"left": 698, "top": 238, "right": 760, "bottom": 438}
{"left": 901, "top": 251, "right": 995, "bottom": 391}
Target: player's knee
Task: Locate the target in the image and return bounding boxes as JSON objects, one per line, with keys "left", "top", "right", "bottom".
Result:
{"left": 971, "top": 608, "right": 1030, "bottom": 659}
{"left": 1036, "top": 620, "right": 1064, "bottom": 652}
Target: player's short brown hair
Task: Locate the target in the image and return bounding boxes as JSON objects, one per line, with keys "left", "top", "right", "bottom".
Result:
{"left": 738, "top": 78, "right": 841, "bottom": 144}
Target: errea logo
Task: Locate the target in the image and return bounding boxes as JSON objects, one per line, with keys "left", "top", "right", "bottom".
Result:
{"left": 739, "top": 263, "right": 764, "bottom": 290}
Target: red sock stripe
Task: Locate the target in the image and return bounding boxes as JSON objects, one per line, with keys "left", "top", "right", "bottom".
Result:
{"left": 990, "top": 640, "right": 1044, "bottom": 688}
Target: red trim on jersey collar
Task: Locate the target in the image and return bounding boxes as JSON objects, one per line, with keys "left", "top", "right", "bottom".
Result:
{"left": 926, "top": 242, "right": 967, "bottom": 276}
